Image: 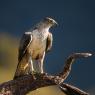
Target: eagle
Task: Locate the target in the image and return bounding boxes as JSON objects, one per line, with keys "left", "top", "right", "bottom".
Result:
{"left": 14, "top": 17, "right": 58, "bottom": 79}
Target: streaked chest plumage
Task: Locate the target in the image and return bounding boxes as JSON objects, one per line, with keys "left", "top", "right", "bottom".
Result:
{"left": 28, "top": 29, "right": 49, "bottom": 59}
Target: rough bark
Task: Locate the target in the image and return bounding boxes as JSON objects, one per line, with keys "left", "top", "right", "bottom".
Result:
{"left": 0, "top": 53, "right": 92, "bottom": 95}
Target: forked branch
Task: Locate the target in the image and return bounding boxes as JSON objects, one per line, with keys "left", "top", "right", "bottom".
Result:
{"left": 0, "top": 53, "right": 92, "bottom": 95}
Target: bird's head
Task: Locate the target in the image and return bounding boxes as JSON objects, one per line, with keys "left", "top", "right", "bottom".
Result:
{"left": 42, "top": 17, "right": 58, "bottom": 28}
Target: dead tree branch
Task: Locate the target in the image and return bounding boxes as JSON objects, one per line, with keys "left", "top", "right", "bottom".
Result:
{"left": 0, "top": 53, "right": 92, "bottom": 95}
{"left": 60, "top": 83, "right": 89, "bottom": 95}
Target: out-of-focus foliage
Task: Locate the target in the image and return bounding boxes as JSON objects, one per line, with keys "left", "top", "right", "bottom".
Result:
{"left": 0, "top": 33, "right": 19, "bottom": 83}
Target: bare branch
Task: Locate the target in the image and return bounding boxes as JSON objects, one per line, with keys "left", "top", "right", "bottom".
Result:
{"left": 60, "top": 83, "right": 89, "bottom": 95}
{"left": 58, "top": 52, "right": 92, "bottom": 83}
{"left": 0, "top": 53, "right": 92, "bottom": 95}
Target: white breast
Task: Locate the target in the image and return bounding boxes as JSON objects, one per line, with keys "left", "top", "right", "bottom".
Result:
{"left": 28, "top": 29, "right": 49, "bottom": 58}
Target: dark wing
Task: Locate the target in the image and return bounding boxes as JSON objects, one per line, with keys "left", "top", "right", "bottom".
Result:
{"left": 14, "top": 32, "right": 32, "bottom": 79}
{"left": 18, "top": 32, "right": 32, "bottom": 62}
{"left": 46, "top": 32, "right": 53, "bottom": 52}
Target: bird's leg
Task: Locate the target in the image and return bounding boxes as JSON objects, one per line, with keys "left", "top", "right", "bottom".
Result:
{"left": 38, "top": 52, "right": 45, "bottom": 73}
{"left": 28, "top": 56, "right": 34, "bottom": 74}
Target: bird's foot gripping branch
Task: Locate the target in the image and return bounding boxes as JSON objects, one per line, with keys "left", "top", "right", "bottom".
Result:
{"left": 0, "top": 52, "right": 92, "bottom": 95}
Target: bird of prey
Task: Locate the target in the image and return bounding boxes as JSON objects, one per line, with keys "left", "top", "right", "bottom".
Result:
{"left": 14, "top": 17, "right": 57, "bottom": 79}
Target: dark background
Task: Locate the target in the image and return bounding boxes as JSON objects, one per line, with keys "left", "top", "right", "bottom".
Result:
{"left": 0, "top": 0, "right": 95, "bottom": 94}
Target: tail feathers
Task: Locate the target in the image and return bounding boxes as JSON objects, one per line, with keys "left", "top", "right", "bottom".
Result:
{"left": 13, "top": 61, "right": 29, "bottom": 79}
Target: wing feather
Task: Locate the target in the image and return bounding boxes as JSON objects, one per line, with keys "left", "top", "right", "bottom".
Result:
{"left": 46, "top": 32, "right": 53, "bottom": 52}
{"left": 18, "top": 32, "right": 32, "bottom": 62}
{"left": 14, "top": 32, "right": 32, "bottom": 79}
